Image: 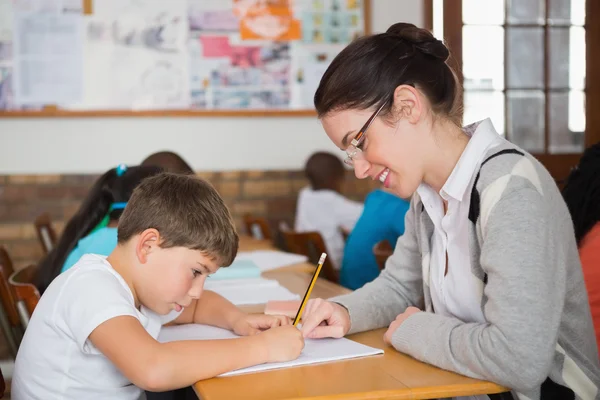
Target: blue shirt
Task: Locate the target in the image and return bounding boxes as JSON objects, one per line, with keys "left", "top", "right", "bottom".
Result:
{"left": 62, "top": 227, "right": 118, "bottom": 273}
{"left": 340, "top": 190, "right": 410, "bottom": 290}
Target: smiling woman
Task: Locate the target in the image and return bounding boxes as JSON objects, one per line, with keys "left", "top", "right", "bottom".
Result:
{"left": 300, "top": 22, "right": 600, "bottom": 400}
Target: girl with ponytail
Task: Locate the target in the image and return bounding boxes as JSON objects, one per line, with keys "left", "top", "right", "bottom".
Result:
{"left": 35, "top": 164, "right": 162, "bottom": 293}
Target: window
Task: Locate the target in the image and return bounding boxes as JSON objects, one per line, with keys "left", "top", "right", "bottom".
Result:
{"left": 425, "top": 0, "right": 600, "bottom": 181}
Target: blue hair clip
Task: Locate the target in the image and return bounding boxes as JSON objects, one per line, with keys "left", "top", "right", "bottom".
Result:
{"left": 109, "top": 202, "right": 128, "bottom": 212}
{"left": 116, "top": 164, "right": 128, "bottom": 176}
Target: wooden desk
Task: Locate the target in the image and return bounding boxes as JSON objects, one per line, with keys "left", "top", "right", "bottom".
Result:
{"left": 193, "top": 270, "right": 508, "bottom": 399}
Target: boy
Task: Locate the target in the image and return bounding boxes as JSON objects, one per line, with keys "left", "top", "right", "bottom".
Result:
{"left": 295, "top": 152, "right": 363, "bottom": 268}
{"left": 13, "top": 173, "right": 304, "bottom": 399}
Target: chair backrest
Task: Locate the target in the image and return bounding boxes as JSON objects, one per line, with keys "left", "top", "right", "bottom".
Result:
{"left": 9, "top": 264, "right": 41, "bottom": 329}
{"left": 0, "top": 247, "right": 24, "bottom": 356}
{"left": 0, "top": 365, "right": 4, "bottom": 398}
{"left": 243, "top": 214, "right": 272, "bottom": 241}
{"left": 0, "top": 247, "right": 20, "bottom": 328}
{"left": 34, "top": 212, "right": 57, "bottom": 254}
{"left": 373, "top": 240, "right": 393, "bottom": 271}
{"left": 282, "top": 231, "right": 339, "bottom": 283}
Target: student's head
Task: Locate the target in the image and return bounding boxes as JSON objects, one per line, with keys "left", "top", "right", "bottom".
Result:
{"left": 116, "top": 173, "right": 238, "bottom": 315}
{"left": 314, "top": 22, "right": 462, "bottom": 198}
{"left": 304, "top": 152, "right": 345, "bottom": 192}
{"left": 141, "top": 151, "right": 194, "bottom": 174}
{"left": 562, "top": 142, "right": 600, "bottom": 246}
{"left": 35, "top": 165, "right": 163, "bottom": 293}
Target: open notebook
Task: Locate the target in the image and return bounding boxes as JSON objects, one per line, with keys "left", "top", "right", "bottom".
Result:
{"left": 158, "top": 324, "right": 384, "bottom": 377}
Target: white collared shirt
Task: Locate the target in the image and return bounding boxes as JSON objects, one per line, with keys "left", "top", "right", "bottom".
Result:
{"left": 417, "top": 119, "right": 504, "bottom": 324}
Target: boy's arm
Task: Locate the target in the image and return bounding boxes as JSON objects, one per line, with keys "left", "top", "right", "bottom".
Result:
{"left": 173, "top": 290, "right": 244, "bottom": 329}
{"left": 173, "top": 290, "right": 289, "bottom": 335}
{"left": 89, "top": 316, "right": 273, "bottom": 392}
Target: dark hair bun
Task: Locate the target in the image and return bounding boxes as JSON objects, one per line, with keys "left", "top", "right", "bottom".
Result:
{"left": 386, "top": 22, "right": 449, "bottom": 61}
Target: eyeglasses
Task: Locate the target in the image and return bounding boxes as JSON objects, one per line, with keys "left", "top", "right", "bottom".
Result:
{"left": 344, "top": 101, "right": 387, "bottom": 166}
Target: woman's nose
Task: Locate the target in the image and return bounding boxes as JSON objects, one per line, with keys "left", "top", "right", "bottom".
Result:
{"left": 353, "top": 158, "right": 371, "bottom": 179}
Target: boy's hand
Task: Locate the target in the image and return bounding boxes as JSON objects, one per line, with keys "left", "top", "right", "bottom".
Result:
{"left": 257, "top": 325, "right": 305, "bottom": 363}
{"left": 232, "top": 313, "right": 291, "bottom": 336}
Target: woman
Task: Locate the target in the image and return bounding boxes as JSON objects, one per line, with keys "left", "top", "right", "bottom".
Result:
{"left": 300, "top": 22, "right": 600, "bottom": 400}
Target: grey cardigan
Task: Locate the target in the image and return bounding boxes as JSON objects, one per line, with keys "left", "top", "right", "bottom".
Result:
{"left": 332, "top": 140, "right": 600, "bottom": 400}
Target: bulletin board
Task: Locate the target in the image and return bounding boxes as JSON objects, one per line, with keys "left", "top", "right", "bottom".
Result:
{"left": 0, "top": 0, "right": 371, "bottom": 117}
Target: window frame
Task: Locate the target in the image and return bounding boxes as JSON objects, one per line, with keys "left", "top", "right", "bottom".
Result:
{"left": 424, "top": 0, "right": 600, "bottom": 181}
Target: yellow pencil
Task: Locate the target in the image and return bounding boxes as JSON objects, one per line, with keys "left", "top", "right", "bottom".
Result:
{"left": 293, "top": 253, "right": 327, "bottom": 326}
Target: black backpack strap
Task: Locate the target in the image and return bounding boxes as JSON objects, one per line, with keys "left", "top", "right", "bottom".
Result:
{"left": 468, "top": 149, "right": 525, "bottom": 224}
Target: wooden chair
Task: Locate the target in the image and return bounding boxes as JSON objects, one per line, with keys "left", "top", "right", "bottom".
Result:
{"left": 9, "top": 264, "right": 41, "bottom": 329}
{"left": 34, "top": 212, "right": 57, "bottom": 254}
{"left": 282, "top": 231, "right": 339, "bottom": 283}
{"left": 243, "top": 214, "right": 273, "bottom": 241}
{"left": 0, "top": 247, "right": 23, "bottom": 356}
{"left": 373, "top": 240, "right": 394, "bottom": 271}
{"left": 0, "top": 365, "right": 4, "bottom": 398}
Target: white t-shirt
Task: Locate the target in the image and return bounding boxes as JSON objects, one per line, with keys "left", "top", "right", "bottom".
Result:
{"left": 12, "top": 254, "right": 180, "bottom": 400}
{"left": 294, "top": 187, "right": 363, "bottom": 269}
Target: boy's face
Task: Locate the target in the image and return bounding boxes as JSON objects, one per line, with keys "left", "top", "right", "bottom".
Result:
{"left": 137, "top": 242, "right": 220, "bottom": 315}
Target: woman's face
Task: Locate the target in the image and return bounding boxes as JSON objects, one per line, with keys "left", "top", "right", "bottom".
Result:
{"left": 320, "top": 89, "right": 431, "bottom": 199}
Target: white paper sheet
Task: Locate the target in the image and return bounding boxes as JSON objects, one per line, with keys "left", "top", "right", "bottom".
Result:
{"left": 0, "top": 0, "right": 14, "bottom": 42}
{"left": 204, "top": 278, "right": 300, "bottom": 305}
{"left": 12, "top": 11, "right": 83, "bottom": 104}
{"left": 234, "top": 250, "right": 309, "bottom": 272}
{"left": 158, "top": 323, "right": 384, "bottom": 377}
{"left": 66, "top": 0, "right": 190, "bottom": 110}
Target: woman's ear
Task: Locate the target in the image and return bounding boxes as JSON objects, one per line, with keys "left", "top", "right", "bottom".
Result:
{"left": 135, "top": 228, "right": 161, "bottom": 264}
{"left": 392, "top": 84, "right": 422, "bottom": 124}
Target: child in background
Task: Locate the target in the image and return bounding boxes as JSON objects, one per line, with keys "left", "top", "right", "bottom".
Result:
{"left": 13, "top": 173, "right": 304, "bottom": 399}
{"left": 562, "top": 142, "right": 600, "bottom": 351}
{"left": 340, "top": 189, "right": 410, "bottom": 290}
{"left": 295, "top": 152, "right": 363, "bottom": 269}
{"left": 141, "top": 150, "right": 194, "bottom": 174}
{"left": 35, "top": 164, "right": 163, "bottom": 293}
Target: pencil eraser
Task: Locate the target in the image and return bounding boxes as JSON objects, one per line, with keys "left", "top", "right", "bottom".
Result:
{"left": 265, "top": 300, "right": 301, "bottom": 318}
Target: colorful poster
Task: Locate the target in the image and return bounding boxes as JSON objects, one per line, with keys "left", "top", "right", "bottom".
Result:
{"left": 1, "top": 0, "right": 365, "bottom": 111}
{"left": 234, "top": 0, "right": 301, "bottom": 41}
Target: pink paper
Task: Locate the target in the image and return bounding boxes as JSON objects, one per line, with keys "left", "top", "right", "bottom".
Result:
{"left": 200, "top": 36, "right": 232, "bottom": 58}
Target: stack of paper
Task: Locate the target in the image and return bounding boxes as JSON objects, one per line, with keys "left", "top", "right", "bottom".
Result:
{"left": 158, "top": 324, "right": 384, "bottom": 377}
{"left": 234, "top": 250, "right": 309, "bottom": 272}
{"left": 211, "top": 259, "right": 261, "bottom": 280}
{"left": 204, "top": 278, "right": 300, "bottom": 305}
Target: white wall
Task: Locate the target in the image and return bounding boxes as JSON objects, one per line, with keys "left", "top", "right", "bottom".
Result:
{"left": 0, "top": 0, "right": 423, "bottom": 174}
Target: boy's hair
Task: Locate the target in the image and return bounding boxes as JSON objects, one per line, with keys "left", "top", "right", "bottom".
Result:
{"left": 118, "top": 173, "right": 238, "bottom": 266}
{"left": 305, "top": 152, "right": 345, "bottom": 190}
{"left": 141, "top": 151, "right": 194, "bottom": 175}
{"left": 35, "top": 165, "right": 163, "bottom": 293}
{"left": 562, "top": 142, "right": 600, "bottom": 245}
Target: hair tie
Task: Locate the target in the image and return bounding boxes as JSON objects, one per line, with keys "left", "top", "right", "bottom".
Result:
{"left": 116, "top": 164, "right": 128, "bottom": 176}
{"left": 109, "top": 202, "right": 127, "bottom": 212}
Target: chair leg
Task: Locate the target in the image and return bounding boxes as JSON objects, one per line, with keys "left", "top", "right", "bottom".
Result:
{"left": 0, "top": 309, "right": 18, "bottom": 358}
{"left": 15, "top": 302, "right": 29, "bottom": 330}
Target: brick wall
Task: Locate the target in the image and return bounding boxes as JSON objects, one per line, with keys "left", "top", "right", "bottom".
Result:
{"left": 0, "top": 170, "right": 379, "bottom": 270}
